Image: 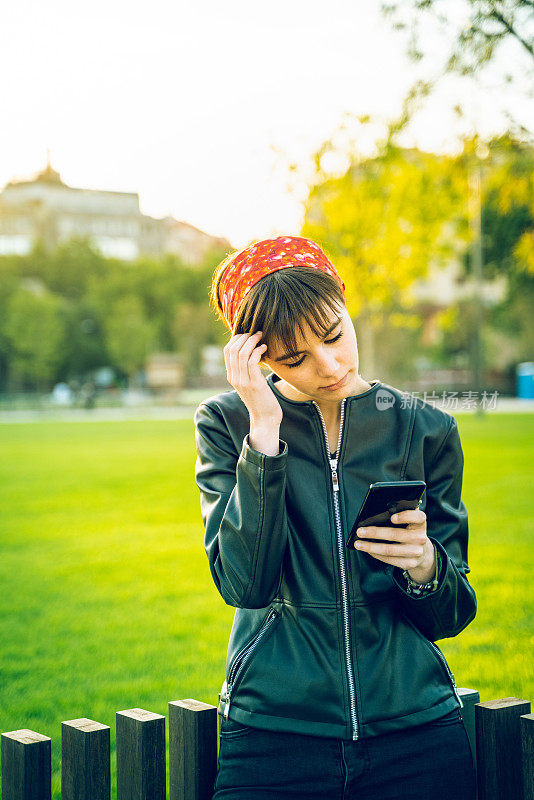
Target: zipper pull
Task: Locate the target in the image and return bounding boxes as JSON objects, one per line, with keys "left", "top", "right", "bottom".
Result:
{"left": 450, "top": 672, "right": 464, "bottom": 707}
{"left": 329, "top": 457, "right": 339, "bottom": 492}
{"left": 223, "top": 698, "right": 230, "bottom": 719}
{"left": 331, "top": 469, "right": 339, "bottom": 492}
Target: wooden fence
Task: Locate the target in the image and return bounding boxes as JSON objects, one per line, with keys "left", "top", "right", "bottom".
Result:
{"left": 1, "top": 690, "right": 533, "bottom": 800}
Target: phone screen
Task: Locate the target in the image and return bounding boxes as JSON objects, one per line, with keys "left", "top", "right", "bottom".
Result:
{"left": 346, "top": 481, "right": 426, "bottom": 548}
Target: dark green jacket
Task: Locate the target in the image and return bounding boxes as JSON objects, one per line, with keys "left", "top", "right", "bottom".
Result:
{"left": 193, "top": 373, "right": 477, "bottom": 741}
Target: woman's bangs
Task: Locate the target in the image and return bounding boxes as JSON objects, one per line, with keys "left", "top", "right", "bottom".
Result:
{"left": 265, "top": 293, "right": 342, "bottom": 359}
{"left": 233, "top": 267, "right": 345, "bottom": 357}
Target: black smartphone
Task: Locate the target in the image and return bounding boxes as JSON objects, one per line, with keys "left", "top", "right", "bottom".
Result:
{"left": 346, "top": 481, "right": 426, "bottom": 549}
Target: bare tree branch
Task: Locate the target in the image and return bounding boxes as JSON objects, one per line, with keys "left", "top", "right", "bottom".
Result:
{"left": 489, "top": 7, "right": 534, "bottom": 58}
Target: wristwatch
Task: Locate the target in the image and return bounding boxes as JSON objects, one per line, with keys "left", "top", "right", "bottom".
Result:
{"left": 402, "top": 542, "right": 441, "bottom": 595}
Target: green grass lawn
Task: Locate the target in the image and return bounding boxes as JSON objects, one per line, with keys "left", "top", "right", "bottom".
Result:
{"left": 0, "top": 413, "right": 532, "bottom": 797}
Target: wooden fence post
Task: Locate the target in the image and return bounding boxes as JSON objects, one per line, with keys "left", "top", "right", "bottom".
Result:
{"left": 61, "top": 718, "right": 110, "bottom": 800}
{"left": 475, "top": 697, "right": 532, "bottom": 800}
{"left": 116, "top": 708, "right": 165, "bottom": 800}
{"left": 521, "top": 713, "right": 534, "bottom": 800}
{"left": 458, "top": 687, "right": 480, "bottom": 771}
{"left": 168, "top": 699, "right": 217, "bottom": 800}
{"left": 1, "top": 729, "right": 51, "bottom": 800}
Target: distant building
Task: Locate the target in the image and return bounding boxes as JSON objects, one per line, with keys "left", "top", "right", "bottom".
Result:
{"left": 0, "top": 158, "right": 231, "bottom": 263}
{"left": 411, "top": 252, "right": 506, "bottom": 347}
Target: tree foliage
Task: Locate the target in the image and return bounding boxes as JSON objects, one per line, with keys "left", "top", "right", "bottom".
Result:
{"left": 299, "top": 120, "right": 533, "bottom": 381}
{"left": 382, "top": 0, "right": 534, "bottom": 75}
{"left": 303, "top": 145, "right": 468, "bottom": 315}
{"left": 4, "top": 284, "right": 65, "bottom": 385}
{"left": 0, "top": 239, "right": 229, "bottom": 391}
{"left": 481, "top": 134, "right": 534, "bottom": 279}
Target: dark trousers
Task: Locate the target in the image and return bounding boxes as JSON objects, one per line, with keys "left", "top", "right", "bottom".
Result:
{"left": 213, "top": 709, "right": 476, "bottom": 799}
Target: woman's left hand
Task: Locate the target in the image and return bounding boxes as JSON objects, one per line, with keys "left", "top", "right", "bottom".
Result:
{"left": 354, "top": 509, "right": 435, "bottom": 582}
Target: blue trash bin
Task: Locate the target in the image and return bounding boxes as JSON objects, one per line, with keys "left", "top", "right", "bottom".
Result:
{"left": 517, "top": 362, "right": 534, "bottom": 399}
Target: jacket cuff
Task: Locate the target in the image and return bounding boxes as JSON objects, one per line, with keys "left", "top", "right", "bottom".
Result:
{"left": 392, "top": 537, "right": 448, "bottom": 601}
{"left": 240, "top": 434, "right": 288, "bottom": 469}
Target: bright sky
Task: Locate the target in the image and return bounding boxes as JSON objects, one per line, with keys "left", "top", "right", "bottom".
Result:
{"left": 0, "top": 0, "right": 531, "bottom": 248}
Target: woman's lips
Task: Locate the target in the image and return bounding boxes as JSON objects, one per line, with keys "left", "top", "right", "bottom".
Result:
{"left": 321, "top": 372, "right": 349, "bottom": 390}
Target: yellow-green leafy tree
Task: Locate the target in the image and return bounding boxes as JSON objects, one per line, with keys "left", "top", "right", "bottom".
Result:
{"left": 301, "top": 125, "right": 470, "bottom": 376}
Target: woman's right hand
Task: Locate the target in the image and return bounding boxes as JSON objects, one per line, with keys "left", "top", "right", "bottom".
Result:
{"left": 224, "top": 332, "right": 283, "bottom": 428}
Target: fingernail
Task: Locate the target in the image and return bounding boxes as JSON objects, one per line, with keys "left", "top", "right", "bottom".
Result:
{"left": 354, "top": 542, "right": 362, "bottom": 549}
{"left": 391, "top": 514, "right": 398, "bottom": 522}
{"left": 357, "top": 527, "right": 366, "bottom": 535}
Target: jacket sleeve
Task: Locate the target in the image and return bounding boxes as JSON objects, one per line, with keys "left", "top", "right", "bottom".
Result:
{"left": 193, "top": 401, "right": 289, "bottom": 609}
{"left": 392, "top": 415, "right": 477, "bottom": 641}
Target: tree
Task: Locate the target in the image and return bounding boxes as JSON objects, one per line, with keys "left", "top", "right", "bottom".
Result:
{"left": 102, "top": 295, "right": 155, "bottom": 385}
{"left": 410, "top": 132, "right": 534, "bottom": 384}
{"left": 0, "top": 256, "right": 22, "bottom": 391}
{"left": 4, "top": 285, "right": 65, "bottom": 389}
{"left": 481, "top": 134, "right": 534, "bottom": 279}
{"left": 57, "top": 300, "right": 109, "bottom": 380}
{"left": 382, "top": 1, "right": 534, "bottom": 145}
{"left": 479, "top": 134, "right": 534, "bottom": 368}
{"left": 301, "top": 136, "right": 469, "bottom": 374}
{"left": 171, "top": 303, "right": 215, "bottom": 378}
{"left": 27, "top": 237, "right": 109, "bottom": 300}
{"left": 382, "top": 0, "right": 534, "bottom": 75}
{"left": 298, "top": 116, "right": 534, "bottom": 384}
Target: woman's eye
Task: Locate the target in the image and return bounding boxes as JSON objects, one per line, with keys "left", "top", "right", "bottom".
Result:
{"left": 326, "top": 331, "right": 343, "bottom": 344}
{"left": 287, "top": 356, "right": 305, "bottom": 368}
{"left": 286, "top": 330, "right": 343, "bottom": 368}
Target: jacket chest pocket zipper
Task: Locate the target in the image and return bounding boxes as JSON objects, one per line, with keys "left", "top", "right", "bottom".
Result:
{"left": 223, "top": 607, "right": 281, "bottom": 720}
{"left": 427, "top": 638, "right": 463, "bottom": 708}
{"left": 403, "top": 615, "right": 463, "bottom": 707}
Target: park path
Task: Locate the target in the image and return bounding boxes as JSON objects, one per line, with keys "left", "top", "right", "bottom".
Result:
{"left": 0, "top": 397, "right": 533, "bottom": 423}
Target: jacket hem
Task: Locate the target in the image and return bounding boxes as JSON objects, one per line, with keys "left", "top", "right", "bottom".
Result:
{"left": 218, "top": 694, "right": 461, "bottom": 740}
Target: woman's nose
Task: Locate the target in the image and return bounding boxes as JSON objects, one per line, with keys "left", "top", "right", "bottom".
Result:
{"left": 316, "top": 349, "right": 340, "bottom": 376}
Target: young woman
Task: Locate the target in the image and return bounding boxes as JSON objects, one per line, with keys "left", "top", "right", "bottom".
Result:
{"left": 193, "top": 235, "right": 477, "bottom": 799}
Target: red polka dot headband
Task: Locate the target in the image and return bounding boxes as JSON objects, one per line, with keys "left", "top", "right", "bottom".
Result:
{"left": 219, "top": 235, "right": 346, "bottom": 330}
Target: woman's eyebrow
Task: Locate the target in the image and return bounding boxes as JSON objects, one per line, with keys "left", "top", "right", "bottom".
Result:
{"left": 275, "top": 318, "right": 342, "bottom": 361}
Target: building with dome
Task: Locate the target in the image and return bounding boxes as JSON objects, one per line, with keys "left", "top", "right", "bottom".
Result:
{"left": 0, "top": 158, "right": 230, "bottom": 263}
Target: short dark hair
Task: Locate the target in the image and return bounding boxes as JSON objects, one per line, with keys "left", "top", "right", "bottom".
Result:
{"left": 210, "top": 258, "right": 345, "bottom": 362}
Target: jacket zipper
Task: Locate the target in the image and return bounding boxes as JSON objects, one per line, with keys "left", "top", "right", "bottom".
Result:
{"left": 223, "top": 607, "right": 280, "bottom": 720}
{"left": 427, "top": 639, "right": 464, "bottom": 708}
{"left": 312, "top": 399, "right": 359, "bottom": 741}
